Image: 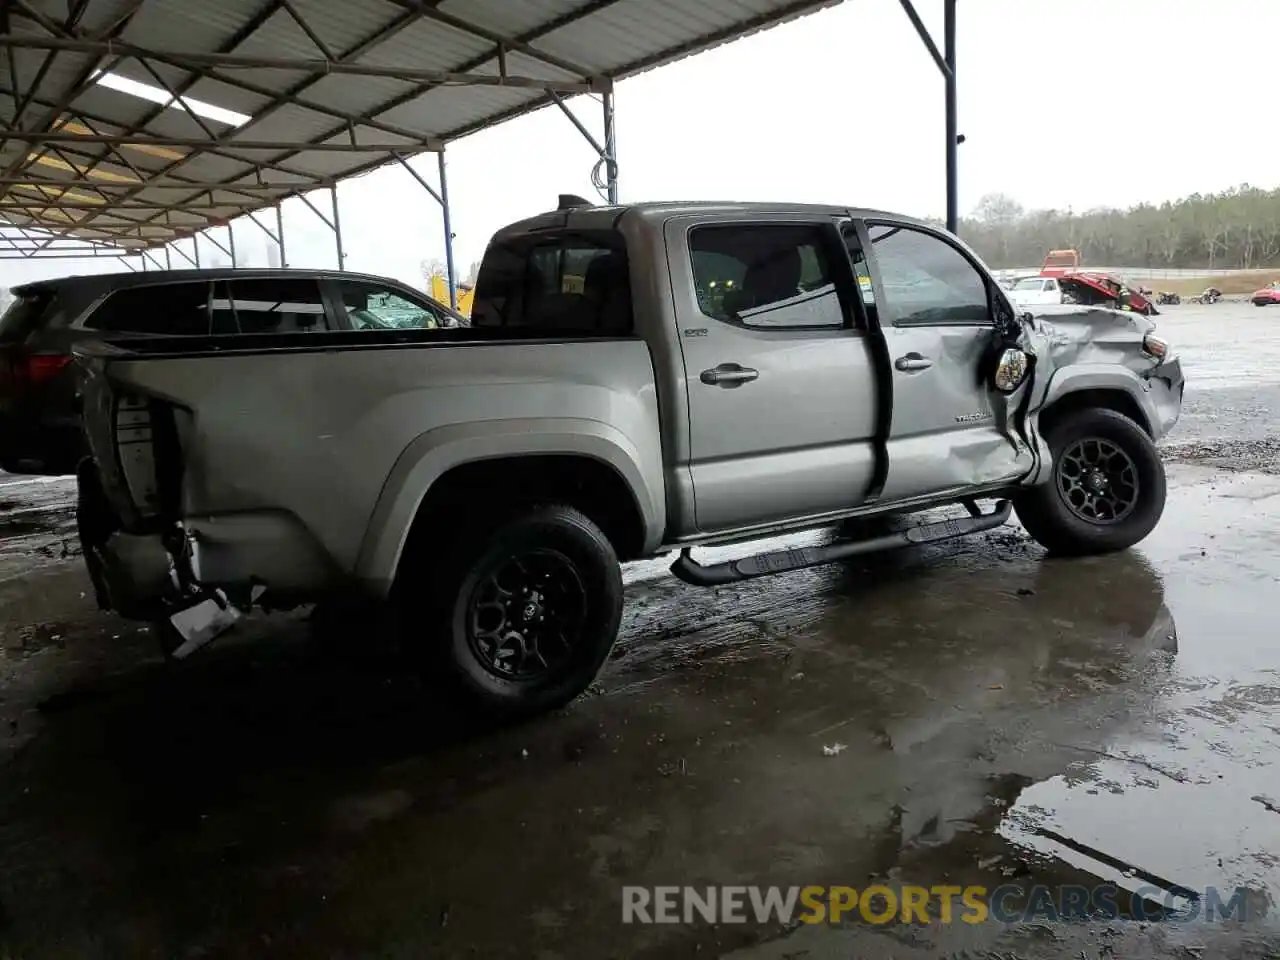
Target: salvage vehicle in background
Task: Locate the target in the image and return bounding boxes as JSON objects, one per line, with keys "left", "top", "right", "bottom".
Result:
{"left": 73, "top": 200, "right": 1184, "bottom": 717}
{"left": 1034, "top": 249, "right": 1158, "bottom": 315}
{"left": 0, "top": 268, "right": 464, "bottom": 475}
{"left": 1058, "top": 273, "right": 1159, "bottom": 315}
{"left": 1009, "top": 275, "right": 1064, "bottom": 307}
{"left": 1252, "top": 281, "right": 1280, "bottom": 306}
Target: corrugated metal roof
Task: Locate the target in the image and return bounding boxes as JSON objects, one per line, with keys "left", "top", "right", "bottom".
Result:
{"left": 0, "top": 0, "right": 845, "bottom": 255}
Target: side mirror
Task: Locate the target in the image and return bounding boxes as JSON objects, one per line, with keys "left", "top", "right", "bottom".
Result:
{"left": 993, "top": 347, "right": 1030, "bottom": 393}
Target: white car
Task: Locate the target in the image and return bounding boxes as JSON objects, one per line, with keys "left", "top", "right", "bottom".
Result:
{"left": 1009, "top": 276, "right": 1064, "bottom": 307}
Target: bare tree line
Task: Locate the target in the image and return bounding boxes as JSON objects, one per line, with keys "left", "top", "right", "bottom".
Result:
{"left": 958, "top": 185, "right": 1280, "bottom": 270}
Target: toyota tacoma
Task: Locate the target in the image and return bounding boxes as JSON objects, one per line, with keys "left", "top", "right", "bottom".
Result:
{"left": 72, "top": 199, "right": 1185, "bottom": 716}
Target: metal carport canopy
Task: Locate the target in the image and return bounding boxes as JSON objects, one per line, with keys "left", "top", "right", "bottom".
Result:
{"left": 0, "top": 0, "right": 960, "bottom": 302}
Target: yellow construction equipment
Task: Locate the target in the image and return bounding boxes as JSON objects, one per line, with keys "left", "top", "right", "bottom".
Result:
{"left": 428, "top": 275, "right": 474, "bottom": 316}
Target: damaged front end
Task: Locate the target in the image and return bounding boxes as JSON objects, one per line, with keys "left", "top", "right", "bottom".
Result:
{"left": 1016, "top": 305, "right": 1185, "bottom": 478}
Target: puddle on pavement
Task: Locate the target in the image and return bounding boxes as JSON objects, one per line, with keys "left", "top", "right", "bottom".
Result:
{"left": 1, "top": 461, "right": 1279, "bottom": 954}
{"left": 992, "top": 465, "right": 1280, "bottom": 927}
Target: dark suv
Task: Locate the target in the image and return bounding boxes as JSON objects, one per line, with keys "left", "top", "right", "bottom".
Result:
{"left": 0, "top": 268, "right": 466, "bottom": 475}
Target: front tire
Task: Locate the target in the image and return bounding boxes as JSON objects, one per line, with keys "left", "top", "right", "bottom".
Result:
{"left": 1016, "top": 408, "right": 1166, "bottom": 556}
{"left": 403, "top": 504, "right": 623, "bottom": 717}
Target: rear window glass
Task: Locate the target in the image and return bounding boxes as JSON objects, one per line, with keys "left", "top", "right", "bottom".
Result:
{"left": 0, "top": 290, "right": 53, "bottom": 339}
{"left": 471, "top": 232, "right": 632, "bottom": 336}
{"left": 689, "top": 223, "right": 844, "bottom": 329}
{"left": 85, "top": 282, "right": 212, "bottom": 335}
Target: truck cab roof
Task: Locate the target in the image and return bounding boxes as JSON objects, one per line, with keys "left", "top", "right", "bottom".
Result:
{"left": 491, "top": 201, "right": 945, "bottom": 243}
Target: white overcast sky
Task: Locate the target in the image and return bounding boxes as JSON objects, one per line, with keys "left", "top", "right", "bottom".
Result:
{"left": 3, "top": 0, "right": 1276, "bottom": 290}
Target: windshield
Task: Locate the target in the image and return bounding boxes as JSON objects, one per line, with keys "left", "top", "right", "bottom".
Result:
{"left": 1012, "top": 278, "right": 1045, "bottom": 291}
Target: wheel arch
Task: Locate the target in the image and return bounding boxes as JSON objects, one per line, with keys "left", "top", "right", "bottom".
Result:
{"left": 354, "top": 420, "right": 663, "bottom": 593}
{"left": 1035, "top": 367, "right": 1156, "bottom": 439}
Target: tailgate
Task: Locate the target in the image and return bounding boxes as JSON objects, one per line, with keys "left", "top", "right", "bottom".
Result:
{"left": 74, "top": 340, "right": 178, "bottom": 531}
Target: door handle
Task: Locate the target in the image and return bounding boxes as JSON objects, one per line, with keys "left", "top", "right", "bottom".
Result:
{"left": 894, "top": 354, "right": 933, "bottom": 372}
{"left": 701, "top": 363, "right": 759, "bottom": 386}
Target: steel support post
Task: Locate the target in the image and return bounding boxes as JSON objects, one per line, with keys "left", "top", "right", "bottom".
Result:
{"left": 899, "top": 0, "right": 960, "bottom": 233}
{"left": 331, "top": 184, "right": 345, "bottom": 270}
{"left": 169, "top": 240, "right": 197, "bottom": 268}
{"left": 438, "top": 151, "right": 457, "bottom": 309}
{"left": 276, "top": 203, "right": 287, "bottom": 267}
{"left": 228, "top": 223, "right": 237, "bottom": 267}
{"left": 164, "top": 245, "right": 172, "bottom": 270}
{"left": 943, "top": 0, "right": 958, "bottom": 234}
{"left": 602, "top": 89, "right": 618, "bottom": 204}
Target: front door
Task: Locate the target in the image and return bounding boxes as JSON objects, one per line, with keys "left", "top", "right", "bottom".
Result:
{"left": 670, "top": 216, "right": 881, "bottom": 534}
{"left": 858, "top": 219, "right": 1034, "bottom": 503}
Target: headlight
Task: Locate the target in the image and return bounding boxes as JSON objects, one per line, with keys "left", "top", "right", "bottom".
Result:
{"left": 993, "top": 348, "right": 1030, "bottom": 393}
{"left": 1143, "top": 334, "right": 1169, "bottom": 359}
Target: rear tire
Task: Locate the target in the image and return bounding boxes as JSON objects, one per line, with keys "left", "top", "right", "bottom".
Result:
{"left": 400, "top": 503, "right": 623, "bottom": 718}
{"left": 1015, "top": 408, "right": 1166, "bottom": 556}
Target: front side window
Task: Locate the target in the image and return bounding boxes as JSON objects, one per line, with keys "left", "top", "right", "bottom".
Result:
{"left": 690, "top": 224, "right": 843, "bottom": 329}
{"left": 867, "top": 223, "right": 990, "bottom": 326}
{"left": 334, "top": 281, "right": 443, "bottom": 330}
{"left": 472, "top": 232, "right": 632, "bottom": 336}
{"left": 208, "top": 278, "right": 328, "bottom": 334}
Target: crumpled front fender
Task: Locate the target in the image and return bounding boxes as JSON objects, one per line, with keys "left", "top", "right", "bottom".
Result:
{"left": 1014, "top": 306, "right": 1184, "bottom": 483}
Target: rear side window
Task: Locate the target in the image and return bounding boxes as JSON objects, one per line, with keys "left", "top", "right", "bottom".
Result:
{"left": 209, "top": 278, "right": 328, "bottom": 334}
{"left": 85, "top": 282, "right": 211, "bottom": 335}
{"left": 0, "top": 289, "right": 54, "bottom": 339}
{"left": 471, "top": 232, "right": 632, "bottom": 336}
{"left": 690, "top": 224, "right": 844, "bottom": 329}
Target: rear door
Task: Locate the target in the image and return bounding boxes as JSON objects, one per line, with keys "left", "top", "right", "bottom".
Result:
{"left": 859, "top": 219, "right": 1033, "bottom": 503}
{"left": 670, "top": 215, "right": 882, "bottom": 533}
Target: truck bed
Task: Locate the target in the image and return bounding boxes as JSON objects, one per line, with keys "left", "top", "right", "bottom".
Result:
{"left": 74, "top": 331, "right": 665, "bottom": 597}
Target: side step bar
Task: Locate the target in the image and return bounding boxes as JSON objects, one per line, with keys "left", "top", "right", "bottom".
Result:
{"left": 670, "top": 500, "right": 1013, "bottom": 587}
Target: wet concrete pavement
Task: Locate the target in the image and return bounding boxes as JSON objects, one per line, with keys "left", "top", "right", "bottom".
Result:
{"left": 2, "top": 303, "right": 1280, "bottom": 958}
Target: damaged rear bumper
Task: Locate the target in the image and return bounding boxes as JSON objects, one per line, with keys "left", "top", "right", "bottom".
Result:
{"left": 77, "top": 459, "right": 340, "bottom": 622}
{"left": 77, "top": 458, "right": 172, "bottom": 619}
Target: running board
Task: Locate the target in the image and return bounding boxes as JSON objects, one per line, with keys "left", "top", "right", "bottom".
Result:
{"left": 670, "top": 500, "right": 1013, "bottom": 587}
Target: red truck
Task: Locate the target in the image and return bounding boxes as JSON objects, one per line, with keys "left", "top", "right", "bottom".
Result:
{"left": 1038, "top": 249, "right": 1158, "bottom": 316}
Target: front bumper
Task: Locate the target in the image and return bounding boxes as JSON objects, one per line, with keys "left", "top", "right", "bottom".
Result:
{"left": 1145, "top": 354, "right": 1185, "bottom": 440}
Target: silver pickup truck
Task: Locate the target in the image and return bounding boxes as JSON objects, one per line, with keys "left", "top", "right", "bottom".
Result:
{"left": 74, "top": 199, "right": 1184, "bottom": 716}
